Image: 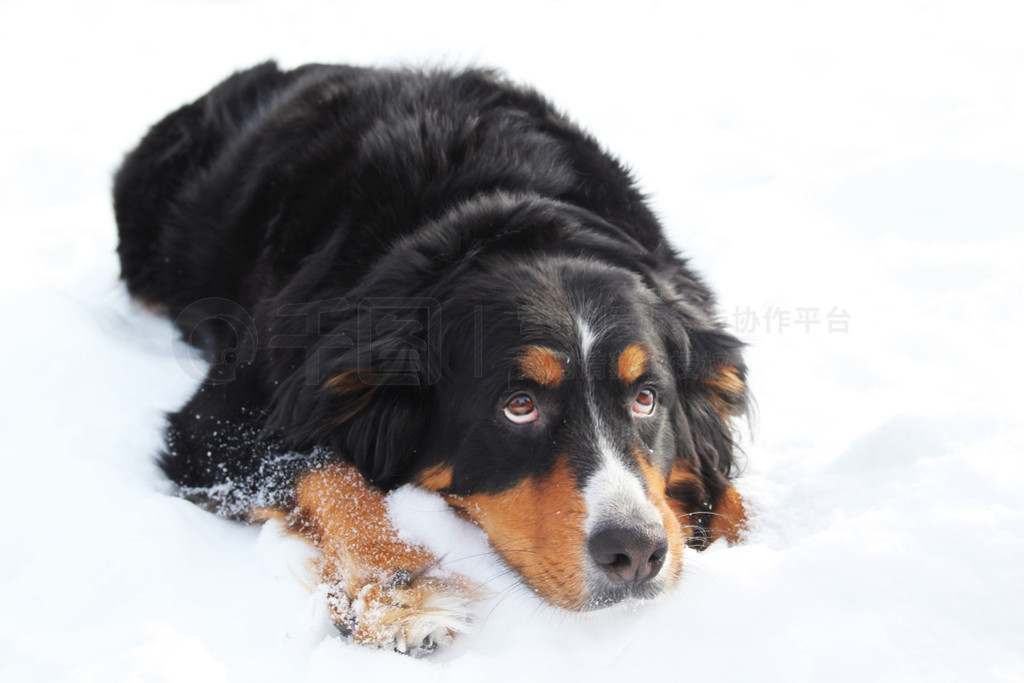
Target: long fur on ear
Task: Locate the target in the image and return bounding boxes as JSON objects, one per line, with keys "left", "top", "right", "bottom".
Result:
{"left": 681, "top": 326, "right": 748, "bottom": 474}
{"left": 263, "top": 284, "right": 443, "bottom": 488}
{"left": 653, "top": 261, "right": 749, "bottom": 511}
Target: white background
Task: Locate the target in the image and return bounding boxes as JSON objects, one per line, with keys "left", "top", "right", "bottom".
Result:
{"left": 1, "top": 1, "right": 1022, "bottom": 680}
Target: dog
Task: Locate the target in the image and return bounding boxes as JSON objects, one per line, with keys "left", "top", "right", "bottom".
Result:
{"left": 114, "top": 62, "right": 749, "bottom": 655}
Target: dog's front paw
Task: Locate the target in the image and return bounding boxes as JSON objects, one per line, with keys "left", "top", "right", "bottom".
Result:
{"left": 326, "top": 570, "right": 473, "bottom": 656}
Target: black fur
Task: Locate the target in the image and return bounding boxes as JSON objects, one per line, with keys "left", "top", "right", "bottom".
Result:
{"left": 115, "top": 62, "right": 746, "bottom": 531}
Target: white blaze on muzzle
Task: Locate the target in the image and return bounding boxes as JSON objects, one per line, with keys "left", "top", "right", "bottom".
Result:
{"left": 575, "top": 315, "right": 664, "bottom": 544}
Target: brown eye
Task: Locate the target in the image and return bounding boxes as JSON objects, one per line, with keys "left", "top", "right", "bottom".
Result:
{"left": 504, "top": 392, "right": 539, "bottom": 424}
{"left": 632, "top": 387, "right": 656, "bottom": 416}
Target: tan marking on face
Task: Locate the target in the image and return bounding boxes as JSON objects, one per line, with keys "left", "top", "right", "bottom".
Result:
{"left": 518, "top": 346, "right": 565, "bottom": 387}
{"left": 663, "top": 459, "right": 747, "bottom": 547}
{"left": 708, "top": 486, "right": 747, "bottom": 545}
{"left": 663, "top": 460, "right": 705, "bottom": 534}
{"left": 443, "top": 456, "right": 588, "bottom": 610}
{"left": 634, "top": 454, "right": 686, "bottom": 584}
{"left": 617, "top": 343, "right": 650, "bottom": 384}
{"left": 416, "top": 463, "right": 454, "bottom": 492}
{"left": 293, "top": 462, "right": 435, "bottom": 580}
{"left": 704, "top": 364, "right": 746, "bottom": 418}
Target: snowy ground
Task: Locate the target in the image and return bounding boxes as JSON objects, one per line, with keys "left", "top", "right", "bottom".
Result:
{"left": 2, "top": 1, "right": 1023, "bottom": 680}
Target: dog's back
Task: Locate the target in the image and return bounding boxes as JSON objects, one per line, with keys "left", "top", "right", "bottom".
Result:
{"left": 114, "top": 62, "right": 666, "bottom": 343}
{"left": 115, "top": 63, "right": 301, "bottom": 309}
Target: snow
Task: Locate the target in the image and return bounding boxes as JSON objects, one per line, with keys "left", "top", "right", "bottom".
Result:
{"left": 2, "top": 0, "right": 1023, "bottom": 680}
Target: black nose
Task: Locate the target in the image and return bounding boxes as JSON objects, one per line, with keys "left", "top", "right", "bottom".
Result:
{"left": 587, "top": 524, "right": 669, "bottom": 585}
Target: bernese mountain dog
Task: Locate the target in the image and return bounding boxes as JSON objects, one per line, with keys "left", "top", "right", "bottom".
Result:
{"left": 114, "top": 62, "right": 749, "bottom": 655}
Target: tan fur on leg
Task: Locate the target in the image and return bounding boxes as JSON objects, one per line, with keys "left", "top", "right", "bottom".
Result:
{"left": 292, "top": 462, "right": 473, "bottom": 654}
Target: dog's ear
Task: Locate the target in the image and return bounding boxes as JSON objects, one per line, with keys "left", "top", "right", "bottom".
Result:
{"left": 677, "top": 324, "right": 747, "bottom": 477}
{"left": 652, "top": 262, "right": 749, "bottom": 541}
{"left": 265, "top": 295, "right": 440, "bottom": 488}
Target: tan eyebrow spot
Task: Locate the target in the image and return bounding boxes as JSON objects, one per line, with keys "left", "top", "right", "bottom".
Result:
{"left": 518, "top": 346, "right": 565, "bottom": 387}
{"left": 617, "top": 343, "right": 649, "bottom": 384}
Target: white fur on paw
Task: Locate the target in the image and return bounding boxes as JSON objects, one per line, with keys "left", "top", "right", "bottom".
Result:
{"left": 328, "top": 574, "right": 473, "bottom": 656}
